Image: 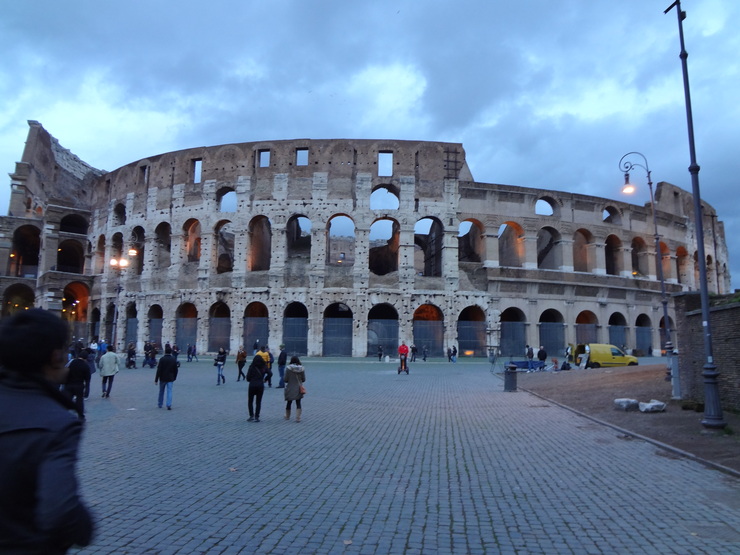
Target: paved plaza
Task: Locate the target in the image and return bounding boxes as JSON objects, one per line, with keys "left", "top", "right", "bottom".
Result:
{"left": 70, "top": 357, "right": 740, "bottom": 554}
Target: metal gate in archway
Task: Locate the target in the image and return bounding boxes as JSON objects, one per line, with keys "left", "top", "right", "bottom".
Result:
{"left": 323, "top": 318, "right": 353, "bottom": 356}
{"left": 499, "top": 321, "right": 525, "bottom": 357}
{"left": 538, "top": 322, "right": 564, "bottom": 360}
{"left": 609, "top": 325, "right": 626, "bottom": 349}
{"left": 367, "top": 319, "right": 398, "bottom": 357}
{"left": 457, "top": 321, "right": 487, "bottom": 357}
{"left": 283, "top": 317, "right": 308, "bottom": 356}
{"left": 208, "top": 317, "right": 231, "bottom": 352}
{"left": 412, "top": 320, "right": 444, "bottom": 358}
{"left": 175, "top": 318, "right": 196, "bottom": 350}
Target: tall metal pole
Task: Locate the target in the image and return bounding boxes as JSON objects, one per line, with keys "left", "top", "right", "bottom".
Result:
{"left": 665, "top": 0, "right": 725, "bottom": 428}
{"left": 619, "top": 152, "right": 675, "bottom": 397}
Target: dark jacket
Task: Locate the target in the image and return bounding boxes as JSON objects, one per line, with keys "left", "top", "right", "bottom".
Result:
{"left": 246, "top": 356, "right": 266, "bottom": 387}
{"left": 277, "top": 349, "right": 287, "bottom": 366}
{"left": 66, "top": 359, "right": 91, "bottom": 386}
{"left": 0, "top": 371, "right": 94, "bottom": 554}
{"left": 155, "top": 354, "right": 179, "bottom": 383}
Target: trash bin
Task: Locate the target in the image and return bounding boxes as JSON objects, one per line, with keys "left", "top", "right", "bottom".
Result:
{"left": 504, "top": 363, "right": 518, "bottom": 392}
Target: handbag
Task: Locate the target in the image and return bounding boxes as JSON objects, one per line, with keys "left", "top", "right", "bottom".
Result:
{"left": 299, "top": 383, "right": 307, "bottom": 395}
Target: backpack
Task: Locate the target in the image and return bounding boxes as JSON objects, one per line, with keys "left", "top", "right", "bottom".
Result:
{"left": 527, "top": 347, "right": 534, "bottom": 359}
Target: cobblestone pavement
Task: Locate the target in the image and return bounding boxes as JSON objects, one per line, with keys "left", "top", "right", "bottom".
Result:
{"left": 71, "top": 358, "right": 740, "bottom": 554}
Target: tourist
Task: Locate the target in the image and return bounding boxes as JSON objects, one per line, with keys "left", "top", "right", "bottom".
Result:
{"left": 246, "top": 355, "right": 267, "bottom": 422}
{"left": 284, "top": 355, "right": 306, "bottom": 422}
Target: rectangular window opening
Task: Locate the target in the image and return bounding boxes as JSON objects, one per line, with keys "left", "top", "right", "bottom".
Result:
{"left": 259, "top": 150, "right": 271, "bottom": 168}
{"left": 378, "top": 151, "right": 393, "bottom": 177}
{"left": 192, "top": 159, "right": 202, "bottom": 184}
{"left": 139, "top": 165, "right": 149, "bottom": 186}
{"left": 296, "top": 148, "right": 309, "bottom": 166}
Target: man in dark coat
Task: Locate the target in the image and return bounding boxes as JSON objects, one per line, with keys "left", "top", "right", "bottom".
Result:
{"left": 66, "top": 351, "right": 92, "bottom": 419}
{"left": 155, "top": 345, "right": 179, "bottom": 410}
{"left": 0, "top": 309, "right": 94, "bottom": 553}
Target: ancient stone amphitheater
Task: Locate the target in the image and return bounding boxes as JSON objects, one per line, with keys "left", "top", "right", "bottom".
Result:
{"left": 0, "top": 121, "right": 731, "bottom": 357}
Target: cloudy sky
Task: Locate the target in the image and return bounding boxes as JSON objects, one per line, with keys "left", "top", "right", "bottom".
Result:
{"left": 1, "top": 0, "right": 738, "bottom": 289}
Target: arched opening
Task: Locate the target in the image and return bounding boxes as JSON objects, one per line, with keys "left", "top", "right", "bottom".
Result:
{"left": 535, "top": 198, "right": 555, "bottom": 216}
{"left": 8, "top": 225, "right": 40, "bottom": 278}
{"left": 660, "top": 241, "right": 671, "bottom": 281}
{"left": 635, "top": 313, "right": 652, "bottom": 356}
{"left": 602, "top": 206, "right": 622, "bottom": 225}
{"left": 499, "top": 307, "right": 526, "bottom": 357}
{"left": 605, "top": 235, "right": 622, "bottom": 276}
{"left": 369, "top": 218, "right": 400, "bottom": 275}
{"left": 113, "top": 203, "right": 126, "bottom": 226}
{"left": 124, "top": 302, "right": 138, "bottom": 349}
{"left": 243, "top": 303, "right": 269, "bottom": 352}
{"left": 413, "top": 304, "right": 444, "bottom": 358}
{"left": 183, "top": 220, "right": 202, "bottom": 263}
{"left": 2, "top": 283, "right": 35, "bottom": 317}
{"left": 367, "top": 303, "right": 399, "bottom": 357}
{"left": 208, "top": 302, "right": 231, "bottom": 352}
{"left": 538, "top": 309, "right": 564, "bottom": 358}
{"left": 414, "top": 217, "right": 444, "bottom": 277}
{"left": 248, "top": 216, "right": 272, "bottom": 271}
{"left": 94, "top": 235, "right": 106, "bottom": 275}
{"left": 327, "top": 215, "right": 355, "bottom": 266}
{"left": 155, "top": 223, "right": 172, "bottom": 269}
{"left": 676, "top": 246, "right": 690, "bottom": 286}
{"left": 147, "top": 305, "right": 164, "bottom": 348}
{"left": 573, "top": 229, "right": 594, "bottom": 273}
{"left": 575, "top": 311, "right": 598, "bottom": 344}
{"left": 370, "top": 186, "right": 400, "bottom": 210}
{"left": 631, "top": 237, "right": 649, "bottom": 277}
{"left": 608, "top": 312, "right": 628, "bottom": 350}
{"left": 218, "top": 188, "right": 237, "bottom": 212}
{"left": 537, "top": 226, "right": 562, "bottom": 270}
{"left": 458, "top": 219, "right": 484, "bottom": 263}
{"left": 57, "top": 240, "right": 85, "bottom": 274}
{"left": 323, "top": 303, "right": 353, "bottom": 356}
{"left": 283, "top": 302, "right": 308, "bottom": 356}
{"left": 286, "top": 215, "right": 312, "bottom": 259}
{"left": 215, "top": 220, "right": 234, "bottom": 274}
{"left": 457, "top": 305, "right": 487, "bottom": 357}
{"left": 60, "top": 214, "right": 89, "bottom": 234}
{"left": 174, "top": 303, "right": 196, "bottom": 351}
{"left": 498, "top": 222, "right": 524, "bottom": 268}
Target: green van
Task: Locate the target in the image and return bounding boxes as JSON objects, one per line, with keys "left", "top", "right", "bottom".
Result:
{"left": 572, "top": 343, "right": 639, "bottom": 368}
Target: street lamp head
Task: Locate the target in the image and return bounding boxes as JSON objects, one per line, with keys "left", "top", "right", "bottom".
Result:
{"left": 622, "top": 172, "right": 636, "bottom": 195}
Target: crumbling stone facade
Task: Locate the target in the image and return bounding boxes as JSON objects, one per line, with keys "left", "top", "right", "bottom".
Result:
{"left": 0, "top": 121, "right": 732, "bottom": 357}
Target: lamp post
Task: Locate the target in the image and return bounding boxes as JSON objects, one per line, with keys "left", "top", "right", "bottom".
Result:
{"left": 665, "top": 0, "right": 725, "bottom": 429}
{"left": 619, "top": 152, "right": 676, "bottom": 398}
{"left": 109, "top": 256, "right": 129, "bottom": 352}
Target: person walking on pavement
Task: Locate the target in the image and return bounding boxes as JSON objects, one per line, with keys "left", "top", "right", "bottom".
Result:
{"left": 0, "top": 309, "right": 94, "bottom": 553}
{"left": 277, "top": 344, "right": 287, "bottom": 388}
{"left": 65, "top": 351, "right": 91, "bottom": 420}
{"left": 235, "top": 346, "right": 248, "bottom": 382}
{"left": 377, "top": 344, "right": 384, "bottom": 361}
{"left": 84, "top": 347, "right": 97, "bottom": 399}
{"left": 422, "top": 345, "right": 428, "bottom": 362}
{"left": 215, "top": 347, "right": 227, "bottom": 385}
{"left": 155, "top": 345, "right": 179, "bottom": 410}
{"left": 284, "top": 355, "right": 306, "bottom": 423}
{"left": 410, "top": 344, "right": 417, "bottom": 362}
{"left": 98, "top": 344, "right": 120, "bottom": 398}
{"left": 257, "top": 345, "right": 272, "bottom": 387}
{"left": 246, "top": 354, "right": 267, "bottom": 422}
{"left": 537, "top": 346, "right": 547, "bottom": 369}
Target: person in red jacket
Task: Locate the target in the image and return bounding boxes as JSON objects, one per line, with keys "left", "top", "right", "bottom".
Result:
{"left": 398, "top": 341, "right": 410, "bottom": 373}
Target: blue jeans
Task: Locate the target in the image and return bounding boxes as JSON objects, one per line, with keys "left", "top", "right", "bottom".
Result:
{"left": 216, "top": 363, "right": 225, "bottom": 384}
{"left": 527, "top": 359, "right": 535, "bottom": 370}
{"left": 278, "top": 365, "right": 286, "bottom": 388}
{"left": 158, "top": 381, "right": 173, "bottom": 408}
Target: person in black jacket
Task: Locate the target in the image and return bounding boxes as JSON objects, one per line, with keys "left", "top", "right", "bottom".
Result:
{"left": 66, "top": 351, "right": 91, "bottom": 419}
{"left": 0, "top": 309, "right": 94, "bottom": 553}
{"left": 276, "top": 344, "right": 287, "bottom": 388}
{"left": 155, "top": 345, "right": 179, "bottom": 410}
{"left": 246, "top": 354, "right": 266, "bottom": 422}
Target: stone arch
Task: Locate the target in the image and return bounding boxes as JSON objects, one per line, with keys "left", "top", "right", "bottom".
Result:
{"left": 538, "top": 308, "right": 564, "bottom": 358}
{"left": 248, "top": 216, "right": 272, "bottom": 271}
{"left": 370, "top": 185, "right": 400, "bottom": 210}
{"left": 605, "top": 234, "right": 622, "bottom": 276}
{"left": 608, "top": 312, "right": 628, "bottom": 349}
{"left": 327, "top": 214, "right": 355, "bottom": 265}
{"left": 8, "top": 224, "right": 40, "bottom": 278}
{"left": 286, "top": 215, "right": 312, "bottom": 259}
{"left": 57, "top": 239, "right": 85, "bottom": 274}
{"left": 243, "top": 302, "right": 269, "bottom": 350}
{"left": 499, "top": 307, "right": 526, "bottom": 357}
{"left": 575, "top": 310, "right": 598, "bottom": 344}
{"left": 215, "top": 220, "right": 234, "bottom": 274}
{"left": 537, "top": 226, "right": 562, "bottom": 270}
{"left": 413, "top": 303, "right": 444, "bottom": 357}
{"left": 94, "top": 235, "right": 106, "bottom": 274}
{"left": 174, "top": 303, "right": 197, "bottom": 350}
{"left": 369, "top": 218, "right": 400, "bottom": 276}
{"left": 113, "top": 203, "right": 126, "bottom": 226}
{"left": 131, "top": 226, "right": 145, "bottom": 275}
{"left": 535, "top": 196, "right": 561, "bottom": 218}
{"left": 631, "top": 237, "right": 649, "bottom": 277}
{"left": 414, "top": 217, "right": 444, "bottom": 277}
{"left": 457, "top": 305, "right": 487, "bottom": 357}
{"left": 635, "top": 313, "right": 652, "bottom": 356}
{"left": 218, "top": 187, "right": 237, "bottom": 212}
{"left": 2, "top": 283, "right": 35, "bottom": 316}
{"left": 62, "top": 281, "right": 90, "bottom": 340}
{"left": 208, "top": 301, "right": 231, "bottom": 352}
{"left": 602, "top": 205, "right": 622, "bottom": 226}
{"left": 676, "top": 246, "right": 690, "bottom": 285}
{"left": 283, "top": 302, "right": 309, "bottom": 356}
{"left": 323, "top": 302, "right": 353, "bottom": 356}
{"left": 367, "top": 303, "right": 399, "bottom": 357}
{"left": 155, "top": 222, "right": 172, "bottom": 269}
{"left": 573, "top": 228, "right": 595, "bottom": 273}
{"left": 60, "top": 214, "right": 89, "bottom": 234}
{"left": 498, "top": 221, "right": 525, "bottom": 268}
{"left": 183, "top": 219, "right": 202, "bottom": 263}
{"left": 458, "top": 219, "right": 484, "bottom": 263}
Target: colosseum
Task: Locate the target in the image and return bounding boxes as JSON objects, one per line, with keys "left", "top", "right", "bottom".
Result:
{"left": 0, "top": 121, "right": 731, "bottom": 358}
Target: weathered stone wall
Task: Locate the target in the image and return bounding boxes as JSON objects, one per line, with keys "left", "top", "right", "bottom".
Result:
{"left": 673, "top": 292, "right": 740, "bottom": 412}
